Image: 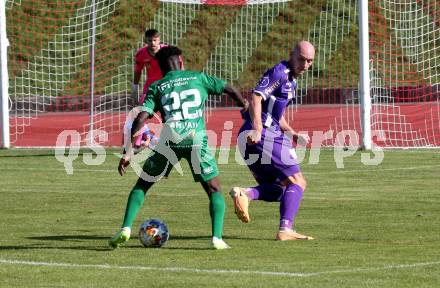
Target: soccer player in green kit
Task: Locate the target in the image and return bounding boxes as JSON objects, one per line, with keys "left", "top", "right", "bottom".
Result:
{"left": 109, "top": 46, "right": 249, "bottom": 249}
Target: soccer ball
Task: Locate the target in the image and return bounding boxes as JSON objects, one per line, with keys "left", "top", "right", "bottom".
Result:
{"left": 138, "top": 219, "right": 169, "bottom": 248}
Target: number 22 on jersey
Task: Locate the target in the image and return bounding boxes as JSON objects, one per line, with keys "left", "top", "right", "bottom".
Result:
{"left": 161, "top": 89, "right": 202, "bottom": 121}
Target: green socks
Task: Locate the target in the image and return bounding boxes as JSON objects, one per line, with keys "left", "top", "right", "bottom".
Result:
{"left": 209, "top": 192, "right": 226, "bottom": 239}
{"left": 122, "top": 186, "right": 146, "bottom": 228}
{"left": 121, "top": 186, "right": 225, "bottom": 239}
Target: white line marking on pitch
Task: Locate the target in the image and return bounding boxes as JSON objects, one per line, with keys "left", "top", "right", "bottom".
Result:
{"left": 1, "top": 259, "right": 439, "bottom": 278}
{"left": 2, "top": 163, "right": 440, "bottom": 175}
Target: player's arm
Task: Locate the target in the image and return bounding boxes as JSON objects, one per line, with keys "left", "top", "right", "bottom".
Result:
{"left": 202, "top": 74, "right": 247, "bottom": 109}
{"left": 133, "top": 70, "right": 142, "bottom": 86}
{"left": 118, "top": 111, "right": 152, "bottom": 176}
{"left": 223, "top": 84, "right": 249, "bottom": 110}
{"left": 279, "top": 115, "right": 310, "bottom": 145}
{"left": 131, "top": 70, "right": 143, "bottom": 102}
{"left": 131, "top": 111, "right": 150, "bottom": 143}
{"left": 118, "top": 111, "right": 151, "bottom": 176}
{"left": 131, "top": 50, "right": 145, "bottom": 104}
{"left": 247, "top": 93, "right": 263, "bottom": 145}
{"left": 119, "top": 84, "right": 156, "bottom": 176}
{"left": 247, "top": 65, "right": 283, "bottom": 145}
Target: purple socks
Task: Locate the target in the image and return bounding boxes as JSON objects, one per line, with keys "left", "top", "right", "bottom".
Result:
{"left": 279, "top": 184, "right": 304, "bottom": 230}
{"left": 245, "top": 183, "right": 304, "bottom": 230}
{"left": 247, "top": 183, "right": 284, "bottom": 202}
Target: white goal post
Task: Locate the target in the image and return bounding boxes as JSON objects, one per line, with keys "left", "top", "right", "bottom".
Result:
{"left": 0, "top": 0, "right": 10, "bottom": 148}
{"left": 359, "top": 0, "right": 371, "bottom": 150}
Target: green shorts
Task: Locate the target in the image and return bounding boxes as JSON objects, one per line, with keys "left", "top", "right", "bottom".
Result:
{"left": 141, "top": 136, "right": 218, "bottom": 182}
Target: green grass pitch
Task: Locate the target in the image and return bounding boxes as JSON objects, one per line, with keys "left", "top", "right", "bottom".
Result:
{"left": 0, "top": 148, "right": 439, "bottom": 287}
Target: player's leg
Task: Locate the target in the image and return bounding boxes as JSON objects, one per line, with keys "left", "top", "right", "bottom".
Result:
{"left": 231, "top": 133, "right": 285, "bottom": 223}
{"left": 276, "top": 172, "right": 314, "bottom": 241}
{"left": 200, "top": 177, "right": 230, "bottom": 250}
{"left": 230, "top": 181, "right": 285, "bottom": 223}
{"left": 109, "top": 151, "right": 171, "bottom": 248}
{"left": 120, "top": 179, "right": 155, "bottom": 232}
{"left": 243, "top": 131, "right": 313, "bottom": 240}
{"left": 233, "top": 162, "right": 284, "bottom": 202}
{"left": 109, "top": 180, "right": 155, "bottom": 248}
{"left": 188, "top": 141, "right": 230, "bottom": 249}
{"left": 262, "top": 132, "right": 314, "bottom": 240}
{"left": 232, "top": 181, "right": 284, "bottom": 202}
{"left": 230, "top": 125, "right": 265, "bottom": 223}
{"left": 229, "top": 186, "right": 250, "bottom": 223}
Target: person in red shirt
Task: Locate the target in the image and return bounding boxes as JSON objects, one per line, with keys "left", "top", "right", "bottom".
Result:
{"left": 129, "top": 29, "right": 177, "bottom": 149}
{"left": 131, "top": 29, "right": 183, "bottom": 104}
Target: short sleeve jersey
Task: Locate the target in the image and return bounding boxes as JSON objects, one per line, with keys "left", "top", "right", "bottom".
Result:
{"left": 141, "top": 70, "right": 226, "bottom": 138}
{"left": 244, "top": 60, "right": 297, "bottom": 129}
{"left": 134, "top": 44, "right": 169, "bottom": 93}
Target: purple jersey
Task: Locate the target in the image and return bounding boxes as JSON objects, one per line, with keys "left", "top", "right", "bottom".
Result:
{"left": 243, "top": 60, "right": 297, "bottom": 129}
{"left": 238, "top": 61, "right": 300, "bottom": 183}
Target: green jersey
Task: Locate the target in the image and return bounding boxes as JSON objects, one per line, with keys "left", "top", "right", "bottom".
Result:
{"left": 141, "top": 70, "right": 226, "bottom": 143}
{"left": 140, "top": 70, "right": 224, "bottom": 181}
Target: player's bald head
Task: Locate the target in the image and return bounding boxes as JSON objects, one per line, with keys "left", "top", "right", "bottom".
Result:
{"left": 290, "top": 40, "right": 315, "bottom": 77}
{"left": 293, "top": 41, "right": 315, "bottom": 59}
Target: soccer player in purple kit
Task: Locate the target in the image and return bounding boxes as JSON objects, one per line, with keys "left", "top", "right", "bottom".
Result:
{"left": 231, "top": 40, "right": 315, "bottom": 241}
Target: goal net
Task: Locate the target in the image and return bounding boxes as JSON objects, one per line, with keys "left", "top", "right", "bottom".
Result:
{"left": 367, "top": 0, "right": 440, "bottom": 147}
{"left": 1, "top": 0, "right": 439, "bottom": 148}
